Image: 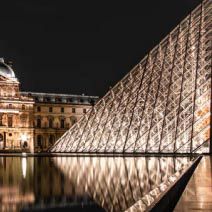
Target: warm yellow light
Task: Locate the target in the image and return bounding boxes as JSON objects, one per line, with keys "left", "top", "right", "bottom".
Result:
{"left": 22, "top": 157, "right": 27, "bottom": 178}
{"left": 21, "top": 134, "right": 27, "bottom": 142}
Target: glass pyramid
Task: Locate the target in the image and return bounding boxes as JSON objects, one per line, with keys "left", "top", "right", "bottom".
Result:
{"left": 51, "top": 0, "right": 211, "bottom": 154}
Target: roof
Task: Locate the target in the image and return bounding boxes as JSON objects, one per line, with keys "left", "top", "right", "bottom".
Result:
{"left": 21, "top": 91, "right": 99, "bottom": 105}
{"left": 0, "top": 58, "right": 16, "bottom": 79}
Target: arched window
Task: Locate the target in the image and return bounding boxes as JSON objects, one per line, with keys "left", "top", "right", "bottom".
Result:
{"left": 37, "top": 135, "right": 43, "bottom": 148}
{"left": 23, "top": 141, "right": 28, "bottom": 148}
{"left": 49, "top": 135, "right": 55, "bottom": 146}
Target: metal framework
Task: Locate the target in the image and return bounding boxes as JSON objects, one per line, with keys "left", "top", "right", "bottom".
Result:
{"left": 51, "top": 0, "right": 211, "bottom": 154}
{"left": 53, "top": 157, "right": 192, "bottom": 211}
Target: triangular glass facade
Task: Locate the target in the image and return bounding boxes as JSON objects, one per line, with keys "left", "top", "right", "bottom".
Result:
{"left": 51, "top": 0, "right": 211, "bottom": 154}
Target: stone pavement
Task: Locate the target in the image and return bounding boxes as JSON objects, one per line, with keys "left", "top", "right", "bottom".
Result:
{"left": 174, "top": 156, "right": 212, "bottom": 211}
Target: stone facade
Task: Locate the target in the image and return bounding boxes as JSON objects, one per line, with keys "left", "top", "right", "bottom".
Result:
{"left": 0, "top": 58, "right": 98, "bottom": 152}
{"left": 22, "top": 92, "right": 97, "bottom": 152}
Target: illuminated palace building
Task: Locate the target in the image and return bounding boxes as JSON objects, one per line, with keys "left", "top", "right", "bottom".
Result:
{"left": 0, "top": 58, "right": 98, "bottom": 152}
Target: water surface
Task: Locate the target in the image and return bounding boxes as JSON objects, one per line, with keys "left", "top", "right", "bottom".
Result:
{"left": 0, "top": 156, "right": 192, "bottom": 211}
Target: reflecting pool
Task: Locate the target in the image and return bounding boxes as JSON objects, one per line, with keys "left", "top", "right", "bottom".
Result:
{"left": 0, "top": 156, "right": 193, "bottom": 211}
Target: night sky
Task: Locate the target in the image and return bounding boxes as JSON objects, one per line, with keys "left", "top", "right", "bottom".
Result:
{"left": 0, "top": 0, "right": 201, "bottom": 97}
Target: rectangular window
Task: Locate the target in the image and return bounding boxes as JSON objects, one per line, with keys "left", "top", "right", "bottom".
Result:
{"left": 72, "top": 108, "right": 76, "bottom": 113}
{"left": 0, "top": 114, "right": 3, "bottom": 126}
{"left": 37, "top": 119, "right": 41, "bottom": 128}
{"left": 49, "top": 119, "right": 53, "bottom": 128}
{"left": 8, "top": 116, "right": 13, "bottom": 127}
{"left": 37, "top": 106, "right": 41, "bottom": 112}
{"left": 61, "top": 107, "right": 64, "bottom": 113}
{"left": 60, "top": 119, "right": 65, "bottom": 129}
{"left": 49, "top": 107, "right": 53, "bottom": 112}
{"left": 83, "top": 108, "right": 86, "bottom": 113}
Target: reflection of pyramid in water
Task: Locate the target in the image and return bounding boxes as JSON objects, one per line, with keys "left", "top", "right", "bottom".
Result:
{"left": 51, "top": 0, "right": 211, "bottom": 153}
{"left": 53, "top": 157, "right": 192, "bottom": 211}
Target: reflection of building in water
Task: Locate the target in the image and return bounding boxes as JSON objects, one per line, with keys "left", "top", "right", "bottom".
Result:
{"left": 0, "top": 156, "right": 70, "bottom": 212}
{"left": 33, "top": 157, "right": 66, "bottom": 197}
{"left": 0, "top": 157, "right": 34, "bottom": 211}
{"left": 53, "top": 157, "right": 192, "bottom": 211}
{"left": 0, "top": 156, "right": 192, "bottom": 211}
{"left": 0, "top": 58, "right": 98, "bottom": 152}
